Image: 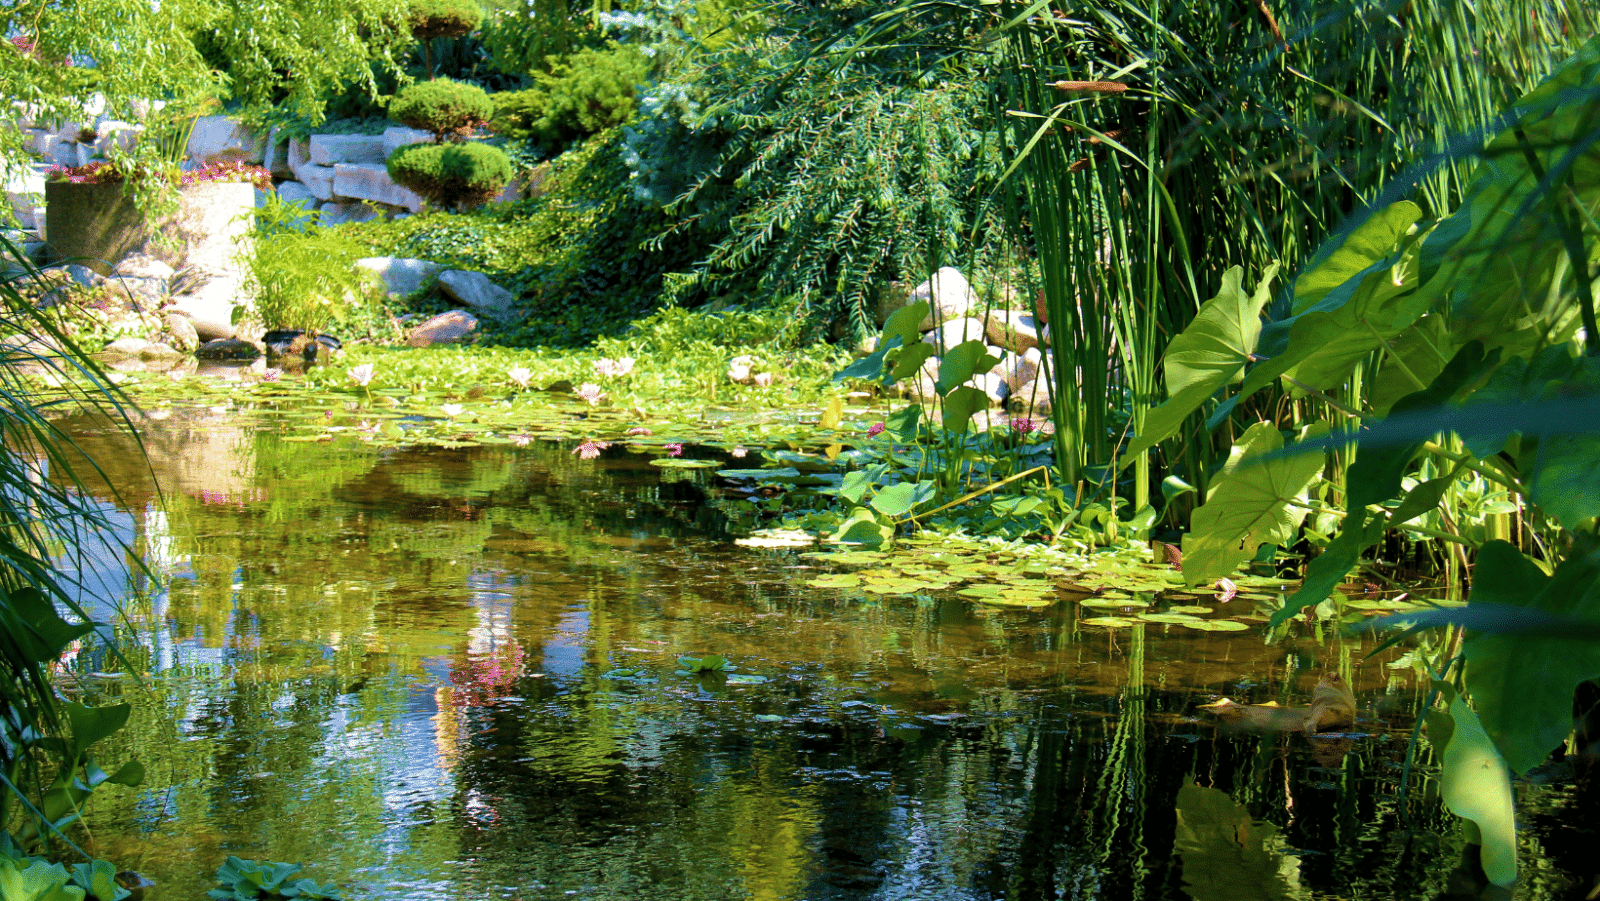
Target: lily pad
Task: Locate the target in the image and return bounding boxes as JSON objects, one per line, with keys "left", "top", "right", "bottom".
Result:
{"left": 650, "top": 458, "right": 721, "bottom": 469}
{"left": 808, "top": 573, "right": 862, "bottom": 589}
{"left": 1080, "top": 597, "right": 1152, "bottom": 610}
{"left": 1080, "top": 616, "right": 1141, "bottom": 628}
{"left": 1176, "top": 619, "right": 1251, "bottom": 632}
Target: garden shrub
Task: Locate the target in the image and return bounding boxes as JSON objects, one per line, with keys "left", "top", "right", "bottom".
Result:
{"left": 491, "top": 44, "right": 650, "bottom": 151}
{"left": 387, "top": 78, "right": 494, "bottom": 140}
{"left": 408, "top": 0, "right": 484, "bottom": 41}
{"left": 387, "top": 141, "right": 513, "bottom": 210}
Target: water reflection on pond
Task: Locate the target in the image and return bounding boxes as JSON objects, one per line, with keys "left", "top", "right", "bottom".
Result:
{"left": 53, "top": 411, "right": 1596, "bottom": 901}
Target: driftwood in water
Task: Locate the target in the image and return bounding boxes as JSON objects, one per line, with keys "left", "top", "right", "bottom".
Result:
{"left": 1199, "top": 672, "right": 1357, "bottom": 734}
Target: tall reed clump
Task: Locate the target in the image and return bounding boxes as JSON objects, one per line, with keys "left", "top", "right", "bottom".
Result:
{"left": 994, "top": 0, "right": 1594, "bottom": 515}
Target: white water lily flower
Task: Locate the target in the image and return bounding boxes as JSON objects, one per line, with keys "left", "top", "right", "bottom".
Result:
{"left": 575, "top": 383, "right": 605, "bottom": 406}
{"left": 508, "top": 366, "right": 533, "bottom": 389}
{"left": 348, "top": 363, "right": 375, "bottom": 387}
{"left": 440, "top": 403, "right": 464, "bottom": 418}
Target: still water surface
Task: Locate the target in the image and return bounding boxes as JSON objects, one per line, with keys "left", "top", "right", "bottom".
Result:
{"left": 53, "top": 410, "right": 1598, "bottom": 900}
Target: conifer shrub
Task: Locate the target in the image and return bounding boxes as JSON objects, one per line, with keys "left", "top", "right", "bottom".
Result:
{"left": 489, "top": 44, "right": 649, "bottom": 151}
{"left": 408, "top": 0, "right": 483, "bottom": 41}
{"left": 388, "top": 78, "right": 494, "bottom": 141}
{"left": 387, "top": 141, "right": 513, "bottom": 210}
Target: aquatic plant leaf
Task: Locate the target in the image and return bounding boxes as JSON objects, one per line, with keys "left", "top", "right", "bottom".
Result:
{"left": 1126, "top": 265, "right": 1276, "bottom": 459}
{"left": 649, "top": 458, "right": 719, "bottom": 468}
{"left": 1388, "top": 476, "right": 1453, "bottom": 526}
{"left": 1180, "top": 619, "right": 1250, "bottom": 632}
{"left": 884, "top": 404, "right": 922, "bottom": 442}
{"left": 1241, "top": 202, "right": 1424, "bottom": 398}
{"left": 69, "top": 860, "right": 127, "bottom": 901}
{"left": 887, "top": 341, "right": 937, "bottom": 382}
{"left": 1079, "top": 616, "right": 1139, "bottom": 628}
{"left": 936, "top": 341, "right": 1002, "bottom": 395}
{"left": 1368, "top": 315, "right": 1453, "bottom": 417}
{"left": 940, "top": 386, "right": 989, "bottom": 435}
{"left": 1183, "top": 421, "right": 1326, "bottom": 585}
{"left": 832, "top": 507, "right": 893, "bottom": 546}
{"left": 1292, "top": 201, "right": 1425, "bottom": 312}
{"left": 808, "top": 573, "right": 861, "bottom": 589}
{"left": 1434, "top": 698, "right": 1518, "bottom": 887}
{"left": 1461, "top": 541, "right": 1600, "bottom": 775}
{"left": 820, "top": 397, "right": 844, "bottom": 431}
{"left": 1173, "top": 777, "right": 1304, "bottom": 901}
{"left": 870, "top": 483, "right": 920, "bottom": 517}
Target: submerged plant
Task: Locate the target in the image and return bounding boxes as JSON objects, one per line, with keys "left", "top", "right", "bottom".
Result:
{"left": 208, "top": 857, "right": 340, "bottom": 901}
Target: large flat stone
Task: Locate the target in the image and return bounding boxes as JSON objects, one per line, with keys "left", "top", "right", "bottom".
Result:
{"left": 332, "top": 163, "right": 423, "bottom": 213}
{"left": 309, "top": 134, "right": 387, "bottom": 166}
{"left": 383, "top": 127, "right": 432, "bottom": 156}
{"left": 276, "top": 181, "right": 319, "bottom": 211}
{"left": 298, "top": 165, "right": 336, "bottom": 202}
{"left": 187, "top": 115, "right": 265, "bottom": 165}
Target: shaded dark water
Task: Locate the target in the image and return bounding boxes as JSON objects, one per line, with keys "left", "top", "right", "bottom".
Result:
{"left": 47, "top": 410, "right": 1599, "bottom": 900}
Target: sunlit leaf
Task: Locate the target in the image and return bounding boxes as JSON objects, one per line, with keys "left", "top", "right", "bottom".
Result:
{"left": 1434, "top": 698, "right": 1518, "bottom": 887}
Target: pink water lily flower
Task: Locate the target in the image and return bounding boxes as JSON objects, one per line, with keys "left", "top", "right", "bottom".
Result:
{"left": 663, "top": 443, "right": 684, "bottom": 457}
{"left": 575, "top": 383, "right": 605, "bottom": 406}
{"left": 867, "top": 422, "right": 886, "bottom": 437}
{"left": 260, "top": 368, "right": 282, "bottom": 383}
{"left": 573, "top": 440, "right": 611, "bottom": 460}
{"left": 594, "top": 357, "right": 635, "bottom": 377}
{"left": 348, "top": 363, "right": 375, "bottom": 387}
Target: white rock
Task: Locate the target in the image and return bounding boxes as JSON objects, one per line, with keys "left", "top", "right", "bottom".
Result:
{"left": 309, "top": 134, "right": 387, "bottom": 166}
{"left": 276, "top": 181, "right": 319, "bottom": 211}
{"left": 95, "top": 120, "right": 142, "bottom": 156}
{"left": 187, "top": 115, "right": 265, "bottom": 165}
{"left": 985, "top": 310, "right": 1041, "bottom": 353}
{"left": 288, "top": 138, "right": 313, "bottom": 180}
{"left": 382, "top": 127, "right": 433, "bottom": 156}
{"left": 298, "top": 165, "right": 336, "bottom": 202}
{"left": 1008, "top": 379, "right": 1053, "bottom": 417}
{"left": 332, "top": 163, "right": 424, "bottom": 213}
{"left": 998, "top": 346, "right": 1042, "bottom": 392}
{"left": 438, "top": 270, "right": 516, "bottom": 320}
{"left": 966, "top": 372, "right": 1009, "bottom": 406}
{"left": 925, "top": 316, "right": 987, "bottom": 351}
{"left": 356, "top": 257, "right": 444, "bottom": 296}
{"left": 912, "top": 267, "right": 978, "bottom": 330}
{"left": 112, "top": 253, "right": 175, "bottom": 282}
{"left": 169, "top": 275, "right": 246, "bottom": 341}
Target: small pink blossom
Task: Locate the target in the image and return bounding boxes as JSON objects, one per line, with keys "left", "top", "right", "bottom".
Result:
{"left": 573, "top": 440, "right": 611, "bottom": 460}
{"left": 323, "top": 409, "right": 334, "bottom": 421}
{"left": 260, "top": 368, "right": 282, "bottom": 383}
{"left": 575, "top": 383, "right": 605, "bottom": 406}
{"left": 348, "top": 363, "right": 375, "bottom": 387}
{"left": 626, "top": 426, "right": 653, "bottom": 436}
{"left": 663, "top": 443, "right": 684, "bottom": 457}
{"left": 594, "top": 356, "right": 635, "bottom": 377}
{"left": 1011, "top": 417, "right": 1037, "bottom": 434}
{"left": 1214, "top": 577, "right": 1238, "bottom": 603}
{"left": 867, "top": 422, "right": 886, "bottom": 437}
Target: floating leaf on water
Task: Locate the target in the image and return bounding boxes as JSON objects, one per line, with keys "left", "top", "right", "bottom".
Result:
{"left": 755, "top": 714, "right": 785, "bottom": 723}
{"left": 1344, "top": 598, "right": 1426, "bottom": 611}
{"left": 1139, "top": 613, "right": 1206, "bottom": 625}
{"left": 725, "top": 673, "right": 769, "bottom": 685}
{"left": 1080, "top": 597, "right": 1151, "bottom": 610}
{"left": 1080, "top": 616, "right": 1140, "bottom": 628}
{"left": 1177, "top": 619, "right": 1251, "bottom": 632}
{"left": 808, "top": 573, "right": 861, "bottom": 589}
{"left": 1166, "top": 605, "right": 1214, "bottom": 615}
{"left": 650, "top": 458, "right": 721, "bottom": 469}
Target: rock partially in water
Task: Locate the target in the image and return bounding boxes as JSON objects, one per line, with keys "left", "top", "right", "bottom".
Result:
{"left": 263, "top": 329, "right": 341, "bottom": 366}
{"left": 195, "top": 337, "right": 262, "bottom": 362}
{"left": 407, "top": 310, "right": 478, "bottom": 347}
{"left": 163, "top": 312, "right": 200, "bottom": 353}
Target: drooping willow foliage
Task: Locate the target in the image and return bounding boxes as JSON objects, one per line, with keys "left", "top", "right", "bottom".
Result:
{"left": 623, "top": 5, "right": 1008, "bottom": 338}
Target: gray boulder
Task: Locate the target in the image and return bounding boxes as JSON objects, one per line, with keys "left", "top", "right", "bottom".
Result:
{"left": 357, "top": 257, "right": 443, "bottom": 297}
{"left": 912, "top": 267, "right": 978, "bottom": 330}
{"left": 438, "top": 270, "right": 516, "bottom": 321}
{"left": 924, "top": 316, "right": 987, "bottom": 351}
{"left": 195, "top": 338, "right": 261, "bottom": 361}
{"left": 985, "top": 310, "right": 1040, "bottom": 353}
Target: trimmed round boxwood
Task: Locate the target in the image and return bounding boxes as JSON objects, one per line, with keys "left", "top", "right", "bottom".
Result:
{"left": 386, "top": 141, "right": 512, "bottom": 210}
{"left": 389, "top": 78, "right": 494, "bottom": 140}
{"left": 409, "top": 0, "right": 483, "bottom": 41}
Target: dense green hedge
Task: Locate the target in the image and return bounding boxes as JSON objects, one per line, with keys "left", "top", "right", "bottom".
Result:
{"left": 388, "top": 78, "right": 494, "bottom": 139}
{"left": 387, "top": 141, "right": 514, "bottom": 210}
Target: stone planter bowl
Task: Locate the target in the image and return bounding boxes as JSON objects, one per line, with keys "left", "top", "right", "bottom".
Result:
{"left": 44, "top": 180, "right": 255, "bottom": 276}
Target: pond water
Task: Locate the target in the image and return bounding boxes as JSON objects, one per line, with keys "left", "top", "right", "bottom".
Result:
{"left": 50, "top": 409, "right": 1598, "bottom": 901}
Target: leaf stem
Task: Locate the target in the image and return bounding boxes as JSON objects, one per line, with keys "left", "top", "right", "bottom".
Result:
{"left": 1363, "top": 318, "right": 1427, "bottom": 391}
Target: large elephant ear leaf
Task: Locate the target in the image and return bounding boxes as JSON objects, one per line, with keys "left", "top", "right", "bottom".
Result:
{"left": 1463, "top": 541, "right": 1600, "bottom": 775}
{"left": 1292, "top": 200, "right": 1426, "bottom": 313}
{"left": 1124, "top": 264, "right": 1277, "bottom": 460}
{"left": 1181, "top": 420, "right": 1327, "bottom": 585}
{"left": 1433, "top": 696, "right": 1519, "bottom": 887}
